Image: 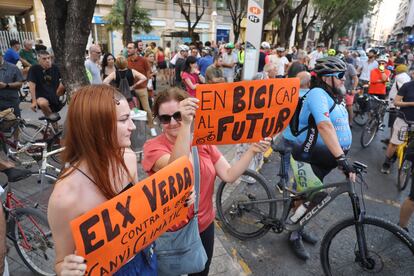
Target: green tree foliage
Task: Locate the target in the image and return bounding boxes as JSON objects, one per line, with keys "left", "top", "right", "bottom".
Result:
{"left": 314, "top": 0, "right": 379, "bottom": 45}
{"left": 105, "top": 0, "right": 152, "bottom": 45}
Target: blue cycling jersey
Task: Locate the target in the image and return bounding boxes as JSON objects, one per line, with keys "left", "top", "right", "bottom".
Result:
{"left": 283, "top": 88, "right": 309, "bottom": 141}
{"left": 287, "top": 87, "right": 352, "bottom": 150}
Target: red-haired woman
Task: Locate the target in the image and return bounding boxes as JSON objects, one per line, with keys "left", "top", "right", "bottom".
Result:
{"left": 48, "top": 85, "right": 157, "bottom": 275}
{"left": 142, "top": 88, "right": 270, "bottom": 276}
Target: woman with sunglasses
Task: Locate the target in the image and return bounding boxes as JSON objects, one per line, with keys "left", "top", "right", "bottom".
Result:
{"left": 142, "top": 88, "right": 270, "bottom": 276}
{"left": 284, "top": 57, "right": 355, "bottom": 260}
{"left": 367, "top": 55, "right": 391, "bottom": 100}
{"left": 48, "top": 85, "right": 157, "bottom": 275}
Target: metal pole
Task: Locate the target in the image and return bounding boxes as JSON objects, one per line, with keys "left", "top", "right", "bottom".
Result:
{"left": 242, "top": 0, "right": 265, "bottom": 80}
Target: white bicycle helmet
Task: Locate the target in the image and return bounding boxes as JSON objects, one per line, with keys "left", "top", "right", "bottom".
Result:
{"left": 314, "top": 57, "right": 347, "bottom": 76}
{"left": 178, "top": 44, "right": 189, "bottom": 52}
{"left": 261, "top": 41, "right": 271, "bottom": 49}
{"left": 377, "top": 55, "right": 388, "bottom": 63}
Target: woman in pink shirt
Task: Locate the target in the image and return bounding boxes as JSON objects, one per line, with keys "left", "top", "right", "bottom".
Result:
{"left": 181, "top": 56, "right": 205, "bottom": 97}
{"left": 142, "top": 88, "right": 270, "bottom": 276}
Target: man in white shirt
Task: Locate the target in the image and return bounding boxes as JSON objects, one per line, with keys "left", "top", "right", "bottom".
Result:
{"left": 308, "top": 43, "right": 325, "bottom": 69}
{"left": 269, "top": 47, "right": 289, "bottom": 78}
{"left": 222, "top": 43, "right": 238, "bottom": 82}
{"left": 85, "top": 44, "right": 102, "bottom": 84}
{"left": 358, "top": 49, "right": 378, "bottom": 85}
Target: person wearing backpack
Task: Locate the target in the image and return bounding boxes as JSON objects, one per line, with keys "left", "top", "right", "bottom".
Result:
{"left": 284, "top": 57, "right": 356, "bottom": 260}
{"left": 103, "top": 55, "right": 146, "bottom": 107}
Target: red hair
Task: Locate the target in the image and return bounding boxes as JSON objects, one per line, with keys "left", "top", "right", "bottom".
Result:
{"left": 59, "top": 85, "right": 132, "bottom": 199}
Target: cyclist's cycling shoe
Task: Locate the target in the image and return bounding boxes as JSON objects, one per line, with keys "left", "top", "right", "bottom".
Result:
{"left": 2, "top": 167, "right": 32, "bottom": 182}
{"left": 289, "top": 237, "right": 310, "bottom": 260}
{"left": 300, "top": 231, "right": 318, "bottom": 245}
{"left": 381, "top": 162, "right": 391, "bottom": 174}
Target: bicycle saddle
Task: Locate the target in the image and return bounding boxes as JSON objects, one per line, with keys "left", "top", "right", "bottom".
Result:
{"left": 39, "top": 113, "right": 61, "bottom": 123}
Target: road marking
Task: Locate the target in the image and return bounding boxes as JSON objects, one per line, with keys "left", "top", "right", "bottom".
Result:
{"left": 215, "top": 222, "right": 252, "bottom": 275}
{"left": 232, "top": 248, "right": 252, "bottom": 275}
{"left": 363, "top": 195, "right": 401, "bottom": 208}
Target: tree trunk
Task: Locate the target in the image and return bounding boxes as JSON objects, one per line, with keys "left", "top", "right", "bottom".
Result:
{"left": 123, "top": 0, "right": 136, "bottom": 45}
{"left": 41, "top": 0, "right": 96, "bottom": 96}
{"left": 233, "top": 27, "right": 240, "bottom": 44}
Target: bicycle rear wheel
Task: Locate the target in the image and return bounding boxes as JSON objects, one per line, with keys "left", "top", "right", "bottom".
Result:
{"left": 216, "top": 170, "right": 277, "bottom": 240}
{"left": 320, "top": 216, "right": 414, "bottom": 276}
{"left": 397, "top": 158, "right": 412, "bottom": 191}
{"left": 360, "top": 119, "right": 378, "bottom": 148}
{"left": 11, "top": 208, "right": 55, "bottom": 276}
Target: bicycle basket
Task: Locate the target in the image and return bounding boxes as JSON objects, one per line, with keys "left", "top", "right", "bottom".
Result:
{"left": 0, "top": 108, "right": 17, "bottom": 133}
{"left": 356, "top": 95, "right": 370, "bottom": 112}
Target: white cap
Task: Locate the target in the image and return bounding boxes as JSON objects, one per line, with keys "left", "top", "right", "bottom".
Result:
{"left": 377, "top": 55, "right": 388, "bottom": 63}
{"left": 261, "top": 41, "right": 270, "bottom": 49}
{"left": 276, "top": 47, "right": 285, "bottom": 52}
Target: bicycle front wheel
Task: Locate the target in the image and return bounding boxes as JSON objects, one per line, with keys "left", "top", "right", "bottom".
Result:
{"left": 360, "top": 119, "right": 378, "bottom": 148}
{"left": 398, "top": 158, "right": 412, "bottom": 191}
{"left": 11, "top": 208, "right": 56, "bottom": 276}
{"left": 216, "top": 170, "right": 277, "bottom": 240}
{"left": 320, "top": 216, "right": 414, "bottom": 276}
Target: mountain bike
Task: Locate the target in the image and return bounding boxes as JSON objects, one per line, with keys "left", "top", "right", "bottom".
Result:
{"left": 216, "top": 142, "right": 414, "bottom": 275}
{"left": 2, "top": 178, "right": 55, "bottom": 275}
{"left": 360, "top": 95, "right": 388, "bottom": 148}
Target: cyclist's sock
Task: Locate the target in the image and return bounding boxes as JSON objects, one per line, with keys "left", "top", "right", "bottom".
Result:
{"left": 290, "top": 230, "right": 300, "bottom": 241}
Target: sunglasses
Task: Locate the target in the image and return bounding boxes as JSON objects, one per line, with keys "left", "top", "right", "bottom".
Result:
{"left": 324, "top": 72, "right": 345, "bottom": 80}
{"left": 158, "top": 111, "right": 182, "bottom": 124}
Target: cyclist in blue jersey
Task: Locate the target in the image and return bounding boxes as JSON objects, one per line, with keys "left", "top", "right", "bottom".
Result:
{"left": 285, "top": 57, "right": 356, "bottom": 260}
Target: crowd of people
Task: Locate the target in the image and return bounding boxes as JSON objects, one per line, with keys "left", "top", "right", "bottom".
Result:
{"left": 2, "top": 36, "right": 414, "bottom": 275}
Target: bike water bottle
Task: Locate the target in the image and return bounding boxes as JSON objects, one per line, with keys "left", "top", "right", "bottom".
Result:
{"left": 290, "top": 202, "right": 309, "bottom": 223}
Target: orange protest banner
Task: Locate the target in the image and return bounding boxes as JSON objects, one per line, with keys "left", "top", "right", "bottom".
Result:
{"left": 70, "top": 156, "right": 193, "bottom": 276}
{"left": 192, "top": 78, "right": 300, "bottom": 145}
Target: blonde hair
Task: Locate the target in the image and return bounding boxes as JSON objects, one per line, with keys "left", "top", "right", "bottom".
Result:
{"left": 115, "top": 55, "right": 128, "bottom": 70}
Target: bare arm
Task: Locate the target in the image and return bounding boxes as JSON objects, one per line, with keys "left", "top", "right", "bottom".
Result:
{"left": 210, "top": 76, "right": 225, "bottom": 83}
{"left": 103, "top": 71, "right": 116, "bottom": 84}
{"left": 131, "top": 69, "right": 147, "bottom": 89}
{"left": 184, "top": 77, "right": 197, "bottom": 90}
{"left": 317, "top": 121, "right": 344, "bottom": 158}
{"left": 0, "top": 81, "right": 22, "bottom": 89}
{"left": 394, "top": 95, "right": 414, "bottom": 107}
{"left": 56, "top": 82, "right": 65, "bottom": 96}
{"left": 214, "top": 139, "right": 271, "bottom": 183}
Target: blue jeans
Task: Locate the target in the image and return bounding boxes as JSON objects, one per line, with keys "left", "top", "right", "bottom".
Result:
{"left": 114, "top": 244, "right": 157, "bottom": 276}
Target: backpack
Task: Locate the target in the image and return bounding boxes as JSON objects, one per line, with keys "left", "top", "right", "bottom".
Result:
{"left": 116, "top": 70, "right": 133, "bottom": 101}
{"left": 290, "top": 89, "right": 337, "bottom": 162}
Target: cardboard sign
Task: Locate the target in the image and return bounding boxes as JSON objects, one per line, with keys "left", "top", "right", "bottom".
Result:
{"left": 70, "top": 157, "right": 193, "bottom": 275}
{"left": 192, "top": 78, "right": 299, "bottom": 145}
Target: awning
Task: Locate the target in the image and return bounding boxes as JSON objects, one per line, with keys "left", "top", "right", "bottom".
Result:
{"left": 0, "top": 0, "right": 32, "bottom": 16}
